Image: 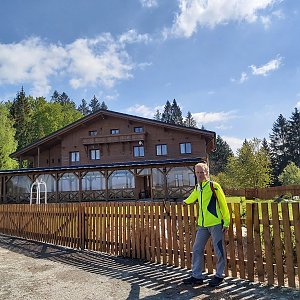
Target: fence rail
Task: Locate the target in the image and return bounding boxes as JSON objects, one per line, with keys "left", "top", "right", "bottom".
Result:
{"left": 0, "top": 202, "right": 299, "bottom": 288}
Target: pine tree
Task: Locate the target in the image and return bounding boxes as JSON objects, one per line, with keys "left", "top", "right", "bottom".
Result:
{"left": 161, "top": 100, "right": 172, "bottom": 123}
{"left": 269, "top": 114, "right": 290, "bottom": 184}
{"left": 78, "top": 99, "right": 90, "bottom": 116}
{"left": 209, "top": 135, "right": 233, "bottom": 175}
{"left": 171, "top": 99, "right": 183, "bottom": 125}
{"left": 100, "top": 101, "right": 108, "bottom": 110}
{"left": 153, "top": 109, "right": 161, "bottom": 121}
{"left": 89, "top": 95, "right": 100, "bottom": 113}
{"left": 184, "top": 111, "right": 197, "bottom": 128}
{"left": 51, "top": 91, "right": 76, "bottom": 109}
{"left": 51, "top": 90, "right": 60, "bottom": 102}
{"left": 287, "top": 108, "right": 300, "bottom": 166}
{"left": 9, "top": 87, "right": 32, "bottom": 149}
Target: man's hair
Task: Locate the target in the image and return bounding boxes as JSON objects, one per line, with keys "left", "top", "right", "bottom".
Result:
{"left": 195, "top": 162, "right": 210, "bottom": 175}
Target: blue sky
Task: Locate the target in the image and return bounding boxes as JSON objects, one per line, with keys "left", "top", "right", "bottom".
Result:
{"left": 0, "top": 0, "right": 299, "bottom": 153}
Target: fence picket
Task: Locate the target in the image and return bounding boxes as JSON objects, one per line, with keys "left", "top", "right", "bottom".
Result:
{"left": 227, "top": 203, "right": 236, "bottom": 277}
{"left": 292, "top": 203, "right": 300, "bottom": 285}
{"left": 253, "top": 203, "right": 264, "bottom": 282}
{"left": 234, "top": 202, "right": 245, "bottom": 279}
{"left": 261, "top": 203, "right": 274, "bottom": 285}
{"left": 282, "top": 203, "right": 296, "bottom": 288}
{"left": 246, "top": 203, "right": 254, "bottom": 281}
{"left": 271, "top": 203, "right": 284, "bottom": 286}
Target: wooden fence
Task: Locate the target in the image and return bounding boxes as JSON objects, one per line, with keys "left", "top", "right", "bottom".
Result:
{"left": 0, "top": 202, "right": 299, "bottom": 288}
{"left": 225, "top": 184, "right": 300, "bottom": 199}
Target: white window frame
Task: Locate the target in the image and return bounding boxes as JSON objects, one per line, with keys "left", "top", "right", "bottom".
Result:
{"left": 156, "top": 144, "right": 167, "bottom": 156}
{"left": 90, "top": 149, "right": 100, "bottom": 160}
{"left": 133, "top": 146, "right": 144, "bottom": 157}
{"left": 180, "top": 142, "right": 192, "bottom": 154}
{"left": 70, "top": 151, "right": 80, "bottom": 162}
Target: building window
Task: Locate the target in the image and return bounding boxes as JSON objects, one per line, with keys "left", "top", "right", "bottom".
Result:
{"left": 180, "top": 142, "right": 192, "bottom": 154}
{"left": 175, "top": 174, "right": 184, "bottom": 187}
{"left": 70, "top": 151, "right": 80, "bottom": 163}
{"left": 156, "top": 144, "right": 167, "bottom": 156}
{"left": 90, "top": 149, "right": 100, "bottom": 160}
{"left": 111, "top": 129, "right": 120, "bottom": 134}
{"left": 89, "top": 130, "right": 97, "bottom": 136}
{"left": 134, "top": 127, "right": 143, "bottom": 133}
{"left": 133, "top": 146, "right": 144, "bottom": 157}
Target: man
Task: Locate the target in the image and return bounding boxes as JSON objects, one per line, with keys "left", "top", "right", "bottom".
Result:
{"left": 182, "top": 162, "right": 230, "bottom": 287}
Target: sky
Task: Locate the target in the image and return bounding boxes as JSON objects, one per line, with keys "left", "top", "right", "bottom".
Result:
{"left": 0, "top": 0, "right": 300, "bottom": 153}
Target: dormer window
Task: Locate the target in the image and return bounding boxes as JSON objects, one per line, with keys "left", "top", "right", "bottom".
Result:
{"left": 111, "top": 129, "right": 120, "bottom": 135}
{"left": 134, "top": 127, "right": 143, "bottom": 133}
{"left": 89, "top": 130, "right": 97, "bottom": 136}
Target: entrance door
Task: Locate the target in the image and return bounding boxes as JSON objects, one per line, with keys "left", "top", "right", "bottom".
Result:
{"left": 136, "top": 175, "right": 151, "bottom": 199}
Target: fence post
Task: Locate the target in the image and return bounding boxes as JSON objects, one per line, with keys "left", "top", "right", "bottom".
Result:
{"left": 78, "top": 204, "right": 86, "bottom": 250}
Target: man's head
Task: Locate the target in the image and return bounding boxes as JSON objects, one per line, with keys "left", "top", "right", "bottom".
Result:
{"left": 195, "top": 162, "right": 210, "bottom": 183}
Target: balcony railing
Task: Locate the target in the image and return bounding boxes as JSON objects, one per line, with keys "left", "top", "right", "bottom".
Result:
{"left": 81, "top": 133, "right": 145, "bottom": 145}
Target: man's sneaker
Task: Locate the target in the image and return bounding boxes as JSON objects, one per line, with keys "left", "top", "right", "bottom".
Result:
{"left": 182, "top": 276, "right": 204, "bottom": 285}
{"left": 208, "top": 276, "right": 223, "bottom": 287}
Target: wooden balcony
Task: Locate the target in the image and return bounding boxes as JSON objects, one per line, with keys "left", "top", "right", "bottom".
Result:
{"left": 81, "top": 133, "right": 145, "bottom": 145}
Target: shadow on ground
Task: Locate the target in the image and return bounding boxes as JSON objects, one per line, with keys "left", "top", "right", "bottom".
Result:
{"left": 0, "top": 234, "right": 299, "bottom": 300}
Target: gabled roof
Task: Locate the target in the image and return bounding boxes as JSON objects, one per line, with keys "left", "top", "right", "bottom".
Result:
{"left": 11, "top": 109, "right": 216, "bottom": 158}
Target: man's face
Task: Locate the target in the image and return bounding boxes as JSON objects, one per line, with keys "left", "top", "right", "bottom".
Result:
{"left": 195, "top": 165, "right": 209, "bottom": 183}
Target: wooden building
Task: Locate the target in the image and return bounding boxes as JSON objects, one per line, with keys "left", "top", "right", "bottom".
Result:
{"left": 0, "top": 109, "right": 216, "bottom": 203}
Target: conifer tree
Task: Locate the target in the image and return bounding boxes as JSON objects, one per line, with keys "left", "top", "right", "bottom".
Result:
{"left": 78, "top": 99, "right": 90, "bottom": 116}
{"left": 287, "top": 108, "right": 300, "bottom": 166}
{"left": 171, "top": 99, "right": 183, "bottom": 125}
{"left": 153, "top": 109, "right": 161, "bottom": 121}
{"left": 269, "top": 114, "right": 290, "bottom": 184}
{"left": 161, "top": 100, "right": 172, "bottom": 123}
{"left": 184, "top": 111, "right": 197, "bottom": 128}
{"left": 89, "top": 95, "right": 100, "bottom": 112}
{"left": 100, "top": 101, "right": 108, "bottom": 110}
{"left": 9, "top": 87, "right": 32, "bottom": 149}
{"left": 209, "top": 135, "right": 233, "bottom": 175}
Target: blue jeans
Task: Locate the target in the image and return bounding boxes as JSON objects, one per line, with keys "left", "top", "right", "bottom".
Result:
{"left": 192, "top": 223, "right": 225, "bottom": 279}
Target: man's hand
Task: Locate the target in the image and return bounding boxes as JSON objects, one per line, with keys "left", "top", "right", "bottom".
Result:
{"left": 222, "top": 227, "right": 228, "bottom": 234}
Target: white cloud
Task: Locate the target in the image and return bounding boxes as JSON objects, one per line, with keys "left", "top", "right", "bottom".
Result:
{"left": 169, "top": 0, "right": 279, "bottom": 38}
{"left": 222, "top": 135, "right": 245, "bottom": 154}
{"left": 137, "top": 62, "right": 153, "bottom": 70}
{"left": 119, "top": 29, "right": 151, "bottom": 44}
{"left": 193, "top": 111, "right": 237, "bottom": 124}
{"left": 231, "top": 72, "right": 248, "bottom": 84}
{"left": 260, "top": 15, "right": 272, "bottom": 29}
{"left": 0, "top": 31, "right": 150, "bottom": 96}
{"left": 0, "top": 37, "right": 68, "bottom": 97}
{"left": 126, "top": 104, "right": 164, "bottom": 118}
{"left": 67, "top": 34, "right": 134, "bottom": 89}
{"left": 140, "top": 0, "right": 158, "bottom": 8}
{"left": 250, "top": 55, "right": 282, "bottom": 76}
{"left": 296, "top": 101, "right": 300, "bottom": 109}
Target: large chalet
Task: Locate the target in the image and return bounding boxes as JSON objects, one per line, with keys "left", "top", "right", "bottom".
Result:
{"left": 0, "top": 109, "right": 216, "bottom": 203}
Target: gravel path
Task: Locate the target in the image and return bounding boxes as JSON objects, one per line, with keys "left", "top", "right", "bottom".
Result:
{"left": 0, "top": 234, "right": 299, "bottom": 300}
